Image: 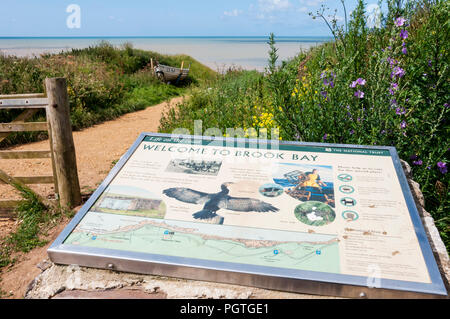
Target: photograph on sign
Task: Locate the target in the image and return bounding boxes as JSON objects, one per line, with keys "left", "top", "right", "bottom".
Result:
{"left": 48, "top": 133, "right": 447, "bottom": 298}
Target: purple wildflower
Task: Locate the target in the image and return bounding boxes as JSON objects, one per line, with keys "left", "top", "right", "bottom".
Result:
{"left": 400, "top": 120, "right": 407, "bottom": 129}
{"left": 413, "top": 160, "right": 423, "bottom": 166}
{"left": 437, "top": 162, "right": 447, "bottom": 174}
{"left": 410, "top": 154, "right": 418, "bottom": 161}
{"left": 323, "top": 134, "right": 328, "bottom": 141}
{"left": 356, "top": 78, "right": 366, "bottom": 86}
{"left": 391, "top": 66, "right": 405, "bottom": 79}
{"left": 428, "top": 60, "right": 432, "bottom": 67}
{"left": 350, "top": 78, "right": 366, "bottom": 88}
{"left": 323, "top": 78, "right": 335, "bottom": 88}
{"left": 427, "top": 166, "right": 431, "bottom": 170}
{"left": 354, "top": 90, "right": 364, "bottom": 99}
{"left": 444, "top": 103, "right": 449, "bottom": 108}
{"left": 350, "top": 129, "right": 355, "bottom": 135}
{"left": 381, "top": 130, "right": 386, "bottom": 134}
{"left": 391, "top": 99, "right": 398, "bottom": 106}
{"left": 387, "top": 57, "right": 398, "bottom": 68}
{"left": 402, "top": 46, "right": 407, "bottom": 55}
{"left": 390, "top": 83, "right": 399, "bottom": 95}
{"left": 321, "top": 91, "right": 328, "bottom": 99}
{"left": 396, "top": 107, "right": 406, "bottom": 115}
{"left": 394, "top": 17, "right": 407, "bottom": 27}
{"left": 400, "top": 29, "right": 409, "bottom": 39}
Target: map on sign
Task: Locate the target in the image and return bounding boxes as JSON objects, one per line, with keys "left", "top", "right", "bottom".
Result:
{"left": 48, "top": 133, "right": 447, "bottom": 298}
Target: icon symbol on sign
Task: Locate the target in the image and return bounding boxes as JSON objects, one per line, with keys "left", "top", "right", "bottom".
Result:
{"left": 274, "top": 250, "right": 279, "bottom": 255}
{"left": 340, "top": 197, "right": 357, "bottom": 207}
{"left": 342, "top": 211, "right": 359, "bottom": 221}
{"left": 338, "top": 174, "right": 353, "bottom": 182}
{"left": 316, "top": 250, "right": 322, "bottom": 255}
{"left": 339, "top": 185, "right": 355, "bottom": 194}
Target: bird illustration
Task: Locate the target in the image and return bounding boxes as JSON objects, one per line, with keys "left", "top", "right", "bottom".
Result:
{"left": 163, "top": 182, "right": 279, "bottom": 221}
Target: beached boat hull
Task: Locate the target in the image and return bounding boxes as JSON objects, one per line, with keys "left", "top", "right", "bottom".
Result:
{"left": 154, "top": 64, "right": 189, "bottom": 82}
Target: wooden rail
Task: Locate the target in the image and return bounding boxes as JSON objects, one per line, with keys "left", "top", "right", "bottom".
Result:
{"left": 0, "top": 93, "right": 46, "bottom": 99}
{"left": 0, "top": 78, "right": 82, "bottom": 215}
{"left": 0, "top": 122, "right": 48, "bottom": 132}
{"left": 0, "top": 98, "right": 49, "bottom": 109}
{"left": 0, "top": 176, "right": 54, "bottom": 185}
{"left": 0, "top": 150, "right": 52, "bottom": 159}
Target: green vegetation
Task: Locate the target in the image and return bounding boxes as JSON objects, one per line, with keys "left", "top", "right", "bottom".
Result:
{"left": 0, "top": 185, "right": 65, "bottom": 270}
{"left": 160, "top": 0, "right": 449, "bottom": 251}
{"left": 0, "top": 42, "right": 216, "bottom": 147}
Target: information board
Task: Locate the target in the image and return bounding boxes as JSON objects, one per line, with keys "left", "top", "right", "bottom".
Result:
{"left": 48, "top": 133, "right": 447, "bottom": 298}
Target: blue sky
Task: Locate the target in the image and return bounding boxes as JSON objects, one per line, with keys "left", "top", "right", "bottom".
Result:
{"left": 0, "top": 0, "right": 384, "bottom": 37}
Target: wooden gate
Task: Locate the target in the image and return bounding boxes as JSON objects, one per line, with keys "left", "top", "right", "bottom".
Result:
{"left": 0, "top": 78, "right": 81, "bottom": 216}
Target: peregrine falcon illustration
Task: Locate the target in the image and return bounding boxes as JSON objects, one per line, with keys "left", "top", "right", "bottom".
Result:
{"left": 163, "top": 182, "right": 279, "bottom": 221}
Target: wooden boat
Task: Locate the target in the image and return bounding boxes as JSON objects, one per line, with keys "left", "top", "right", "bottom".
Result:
{"left": 151, "top": 59, "right": 190, "bottom": 83}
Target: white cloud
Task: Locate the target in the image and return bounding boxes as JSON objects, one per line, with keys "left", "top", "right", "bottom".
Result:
{"left": 299, "top": 0, "right": 325, "bottom": 6}
{"left": 224, "top": 9, "right": 243, "bottom": 17}
{"left": 298, "top": 6, "right": 308, "bottom": 13}
{"left": 258, "top": 0, "right": 292, "bottom": 13}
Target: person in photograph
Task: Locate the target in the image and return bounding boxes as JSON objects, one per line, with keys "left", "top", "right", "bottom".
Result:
{"left": 300, "top": 169, "right": 327, "bottom": 190}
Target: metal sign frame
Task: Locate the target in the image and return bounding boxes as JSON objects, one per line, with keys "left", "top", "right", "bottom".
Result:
{"left": 48, "top": 133, "right": 447, "bottom": 298}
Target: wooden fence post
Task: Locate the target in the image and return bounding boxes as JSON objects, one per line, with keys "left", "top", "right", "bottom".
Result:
{"left": 45, "top": 78, "right": 82, "bottom": 208}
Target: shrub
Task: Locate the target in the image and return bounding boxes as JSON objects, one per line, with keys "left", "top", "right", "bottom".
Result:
{"left": 0, "top": 43, "right": 215, "bottom": 146}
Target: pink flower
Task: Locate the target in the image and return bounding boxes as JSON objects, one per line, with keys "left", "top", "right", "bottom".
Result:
{"left": 354, "top": 90, "right": 364, "bottom": 99}
{"left": 356, "top": 78, "right": 366, "bottom": 86}
{"left": 394, "top": 17, "right": 406, "bottom": 27}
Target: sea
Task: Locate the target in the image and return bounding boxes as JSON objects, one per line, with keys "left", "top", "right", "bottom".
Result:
{"left": 0, "top": 36, "right": 331, "bottom": 71}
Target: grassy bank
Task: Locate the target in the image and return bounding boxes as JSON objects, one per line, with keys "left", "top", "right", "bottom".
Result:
{"left": 0, "top": 43, "right": 216, "bottom": 274}
{"left": 160, "top": 0, "right": 449, "bottom": 251}
{"left": 0, "top": 42, "right": 216, "bottom": 147}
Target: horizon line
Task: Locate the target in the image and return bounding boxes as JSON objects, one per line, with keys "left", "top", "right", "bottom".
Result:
{"left": 0, "top": 35, "right": 333, "bottom": 39}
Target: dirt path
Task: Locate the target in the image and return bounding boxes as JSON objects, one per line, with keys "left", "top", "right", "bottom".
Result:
{"left": 0, "top": 96, "right": 182, "bottom": 298}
